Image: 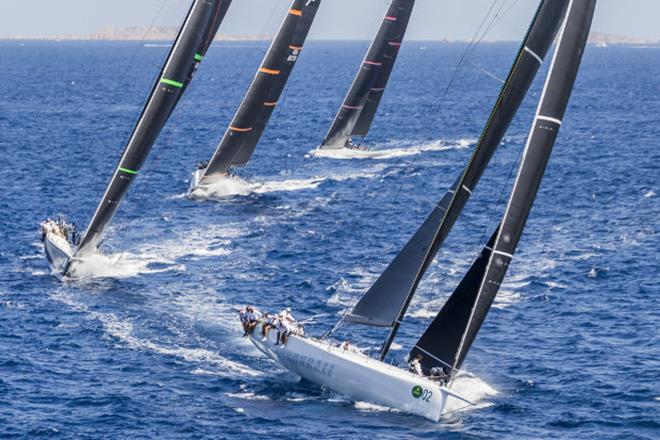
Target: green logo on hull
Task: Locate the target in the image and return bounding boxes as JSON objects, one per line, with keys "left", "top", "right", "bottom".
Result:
{"left": 412, "top": 385, "right": 423, "bottom": 399}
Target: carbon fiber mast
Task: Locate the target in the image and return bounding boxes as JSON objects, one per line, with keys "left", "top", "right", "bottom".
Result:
{"left": 319, "top": 0, "right": 415, "bottom": 150}
{"left": 42, "top": 0, "right": 233, "bottom": 277}
{"left": 410, "top": 0, "right": 596, "bottom": 379}
{"left": 333, "top": 0, "right": 570, "bottom": 360}
{"left": 194, "top": 0, "right": 321, "bottom": 186}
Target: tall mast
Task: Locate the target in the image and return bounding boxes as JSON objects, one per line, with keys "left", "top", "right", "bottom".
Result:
{"left": 411, "top": 0, "right": 597, "bottom": 378}
{"left": 320, "top": 0, "right": 415, "bottom": 149}
{"left": 202, "top": 0, "right": 322, "bottom": 179}
{"left": 336, "top": 0, "right": 570, "bottom": 360}
{"left": 76, "top": 0, "right": 233, "bottom": 257}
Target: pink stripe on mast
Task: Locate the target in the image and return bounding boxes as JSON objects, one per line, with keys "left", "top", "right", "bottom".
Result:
{"left": 389, "top": 41, "right": 402, "bottom": 47}
{"left": 385, "top": 16, "right": 397, "bottom": 21}
{"left": 364, "top": 60, "right": 383, "bottom": 66}
{"left": 342, "top": 104, "right": 364, "bottom": 110}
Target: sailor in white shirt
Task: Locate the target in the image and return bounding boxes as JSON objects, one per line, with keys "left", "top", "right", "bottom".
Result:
{"left": 261, "top": 312, "right": 279, "bottom": 340}
{"left": 409, "top": 354, "right": 424, "bottom": 376}
{"left": 244, "top": 306, "right": 262, "bottom": 336}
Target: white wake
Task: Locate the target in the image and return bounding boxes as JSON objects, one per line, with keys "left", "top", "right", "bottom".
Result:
{"left": 51, "top": 289, "right": 260, "bottom": 378}
{"left": 310, "top": 139, "right": 474, "bottom": 160}
{"left": 67, "top": 224, "right": 242, "bottom": 280}
{"left": 187, "top": 166, "right": 385, "bottom": 201}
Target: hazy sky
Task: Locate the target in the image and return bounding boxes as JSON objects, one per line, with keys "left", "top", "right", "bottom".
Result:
{"left": 1, "top": 0, "right": 658, "bottom": 41}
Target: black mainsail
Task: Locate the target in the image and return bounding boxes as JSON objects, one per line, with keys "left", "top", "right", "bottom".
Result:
{"left": 342, "top": 0, "right": 571, "bottom": 359}
{"left": 76, "top": 0, "right": 232, "bottom": 257}
{"left": 319, "top": 0, "right": 415, "bottom": 149}
{"left": 200, "top": 0, "right": 321, "bottom": 181}
{"left": 410, "top": 0, "right": 596, "bottom": 378}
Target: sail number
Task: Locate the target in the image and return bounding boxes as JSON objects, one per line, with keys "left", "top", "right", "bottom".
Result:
{"left": 412, "top": 385, "right": 433, "bottom": 403}
{"left": 287, "top": 49, "right": 300, "bottom": 63}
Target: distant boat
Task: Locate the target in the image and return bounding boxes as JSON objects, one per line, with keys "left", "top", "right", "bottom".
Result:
{"left": 188, "top": 0, "right": 321, "bottom": 196}
{"left": 40, "top": 0, "right": 234, "bottom": 279}
{"left": 246, "top": 0, "right": 595, "bottom": 421}
{"left": 318, "top": 0, "right": 416, "bottom": 150}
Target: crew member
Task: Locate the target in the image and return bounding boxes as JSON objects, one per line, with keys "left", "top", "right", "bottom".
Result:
{"left": 409, "top": 354, "right": 424, "bottom": 376}
{"left": 245, "top": 306, "right": 262, "bottom": 336}
{"left": 261, "top": 312, "right": 278, "bottom": 340}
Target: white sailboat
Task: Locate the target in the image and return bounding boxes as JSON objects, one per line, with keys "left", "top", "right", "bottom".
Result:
{"left": 249, "top": 332, "right": 473, "bottom": 421}
{"left": 40, "top": 0, "right": 233, "bottom": 278}
{"left": 243, "top": 0, "right": 596, "bottom": 420}
{"left": 187, "top": 0, "right": 321, "bottom": 197}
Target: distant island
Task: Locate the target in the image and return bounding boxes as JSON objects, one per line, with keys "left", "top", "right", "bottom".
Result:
{"left": 1, "top": 27, "right": 657, "bottom": 45}
{"left": 1, "top": 26, "right": 270, "bottom": 42}
{"left": 588, "top": 31, "right": 655, "bottom": 46}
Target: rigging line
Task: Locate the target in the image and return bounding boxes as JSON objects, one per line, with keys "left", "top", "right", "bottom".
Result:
{"left": 386, "top": 0, "right": 509, "bottom": 209}
{"left": 437, "top": 0, "right": 503, "bottom": 105}
{"left": 449, "top": 0, "right": 516, "bottom": 92}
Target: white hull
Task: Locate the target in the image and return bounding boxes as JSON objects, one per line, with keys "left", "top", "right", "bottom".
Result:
{"left": 249, "top": 332, "right": 474, "bottom": 421}
{"left": 43, "top": 232, "right": 74, "bottom": 279}
{"left": 186, "top": 169, "right": 249, "bottom": 199}
{"left": 187, "top": 169, "right": 205, "bottom": 195}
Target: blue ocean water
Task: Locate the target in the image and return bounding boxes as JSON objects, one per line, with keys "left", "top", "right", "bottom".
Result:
{"left": 0, "top": 38, "right": 658, "bottom": 439}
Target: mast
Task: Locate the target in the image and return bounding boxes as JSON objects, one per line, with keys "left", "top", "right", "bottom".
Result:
{"left": 411, "top": 0, "right": 596, "bottom": 378}
{"left": 76, "top": 0, "right": 232, "bottom": 257}
{"left": 339, "top": 0, "right": 570, "bottom": 360}
{"left": 320, "top": 0, "right": 415, "bottom": 149}
{"left": 202, "top": 0, "right": 322, "bottom": 179}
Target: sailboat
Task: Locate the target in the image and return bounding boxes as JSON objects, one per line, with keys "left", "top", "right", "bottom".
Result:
{"left": 187, "top": 0, "right": 321, "bottom": 196}
{"left": 318, "top": 0, "right": 415, "bottom": 150}
{"left": 40, "top": 0, "right": 234, "bottom": 279}
{"left": 244, "top": 0, "right": 596, "bottom": 421}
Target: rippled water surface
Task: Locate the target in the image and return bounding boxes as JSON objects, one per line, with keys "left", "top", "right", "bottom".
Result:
{"left": 0, "top": 38, "right": 658, "bottom": 439}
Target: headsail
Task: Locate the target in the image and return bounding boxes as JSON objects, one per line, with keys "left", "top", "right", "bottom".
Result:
{"left": 76, "top": 0, "right": 233, "bottom": 257}
{"left": 410, "top": 0, "right": 596, "bottom": 377}
{"left": 343, "top": 0, "right": 570, "bottom": 359}
{"left": 320, "top": 0, "right": 415, "bottom": 149}
{"left": 201, "top": 0, "right": 321, "bottom": 179}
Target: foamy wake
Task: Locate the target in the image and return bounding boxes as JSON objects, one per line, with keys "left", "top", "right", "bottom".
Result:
{"left": 188, "top": 166, "right": 385, "bottom": 200}
{"left": 310, "top": 139, "right": 474, "bottom": 160}
{"left": 444, "top": 373, "right": 498, "bottom": 414}
{"left": 52, "top": 289, "right": 260, "bottom": 378}
{"left": 187, "top": 175, "right": 324, "bottom": 199}
{"left": 67, "top": 224, "right": 242, "bottom": 280}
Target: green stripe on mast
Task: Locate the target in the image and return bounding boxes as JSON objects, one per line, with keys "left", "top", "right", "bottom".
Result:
{"left": 161, "top": 78, "right": 184, "bottom": 88}
{"left": 118, "top": 167, "right": 139, "bottom": 175}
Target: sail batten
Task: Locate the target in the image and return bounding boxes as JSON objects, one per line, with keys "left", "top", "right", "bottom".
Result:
{"left": 412, "top": 0, "right": 596, "bottom": 377}
{"left": 320, "top": 0, "right": 415, "bottom": 149}
{"left": 76, "top": 0, "right": 233, "bottom": 257}
{"left": 202, "top": 0, "right": 321, "bottom": 178}
{"left": 344, "top": 1, "right": 571, "bottom": 359}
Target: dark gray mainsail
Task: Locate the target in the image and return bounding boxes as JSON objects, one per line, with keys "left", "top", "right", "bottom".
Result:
{"left": 320, "top": 0, "right": 415, "bottom": 149}
{"left": 76, "top": 0, "right": 232, "bottom": 257}
{"left": 201, "top": 0, "right": 321, "bottom": 180}
{"left": 343, "top": 0, "right": 570, "bottom": 359}
{"left": 410, "top": 0, "right": 596, "bottom": 377}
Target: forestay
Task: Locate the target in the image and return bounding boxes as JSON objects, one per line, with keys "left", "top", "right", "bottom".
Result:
{"left": 410, "top": 0, "right": 596, "bottom": 377}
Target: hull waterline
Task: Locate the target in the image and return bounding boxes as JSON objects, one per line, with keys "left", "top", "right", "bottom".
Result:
{"left": 248, "top": 332, "right": 474, "bottom": 421}
{"left": 43, "top": 232, "right": 74, "bottom": 279}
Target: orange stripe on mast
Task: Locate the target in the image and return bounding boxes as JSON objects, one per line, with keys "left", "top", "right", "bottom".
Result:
{"left": 289, "top": 9, "right": 303, "bottom": 16}
{"left": 259, "top": 67, "right": 281, "bottom": 75}
{"left": 229, "top": 126, "right": 253, "bottom": 132}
